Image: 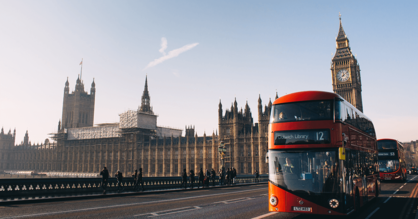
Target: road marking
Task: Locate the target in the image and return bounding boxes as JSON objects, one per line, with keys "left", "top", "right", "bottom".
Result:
{"left": 398, "top": 181, "right": 418, "bottom": 219}
{"left": 408, "top": 176, "right": 418, "bottom": 183}
{"left": 0, "top": 188, "right": 265, "bottom": 219}
{"left": 135, "top": 206, "right": 202, "bottom": 217}
{"left": 213, "top": 197, "right": 254, "bottom": 204}
{"left": 383, "top": 196, "right": 392, "bottom": 203}
{"left": 136, "top": 194, "right": 266, "bottom": 217}
{"left": 148, "top": 206, "right": 201, "bottom": 217}
{"left": 365, "top": 207, "right": 380, "bottom": 219}
{"left": 135, "top": 206, "right": 196, "bottom": 216}
{"left": 252, "top": 212, "right": 278, "bottom": 219}
{"left": 395, "top": 177, "right": 411, "bottom": 195}
{"left": 148, "top": 207, "right": 201, "bottom": 217}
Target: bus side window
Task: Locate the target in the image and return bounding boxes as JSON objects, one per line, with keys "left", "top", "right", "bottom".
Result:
{"left": 351, "top": 151, "right": 358, "bottom": 177}
{"left": 363, "top": 152, "right": 370, "bottom": 176}
{"left": 361, "top": 152, "right": 367, "bottom": 176}
{"left": 356, "top": 151, "right": 361, "bottom": 177}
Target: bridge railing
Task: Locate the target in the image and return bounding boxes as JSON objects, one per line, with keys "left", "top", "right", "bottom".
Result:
{"left": 0, "top": 175, "right": 268, "bottom": 201}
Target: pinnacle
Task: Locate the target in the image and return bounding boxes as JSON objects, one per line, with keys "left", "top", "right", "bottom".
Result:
{"left": 337, "top": 16, "right": 347, "bottom": 41}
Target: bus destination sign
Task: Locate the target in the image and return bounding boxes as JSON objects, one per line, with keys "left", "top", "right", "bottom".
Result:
{"left": 378, "top": 151, "right": 396, "bottom": 157}
{"left": 274, "top": 129, "right": 330, "bottom": 145}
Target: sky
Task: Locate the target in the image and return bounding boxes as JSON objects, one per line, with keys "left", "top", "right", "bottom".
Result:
{"left": 0, "top": 0, "right": 417, "bottom": 144}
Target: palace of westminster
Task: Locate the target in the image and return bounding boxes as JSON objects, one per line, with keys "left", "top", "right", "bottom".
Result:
{"left": 1, "top": 18, "right": 417, "bottom": 176}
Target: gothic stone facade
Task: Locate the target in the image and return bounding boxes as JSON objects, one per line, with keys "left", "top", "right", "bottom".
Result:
{"left": 217, "top": 96, "right": 272, "bottom": 175}
{"left": 0, "top": 77, "right": 270, "bottom": 176}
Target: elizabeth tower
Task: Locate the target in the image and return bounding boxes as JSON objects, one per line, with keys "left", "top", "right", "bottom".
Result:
{"left": 331, "top": 16, "right": 363, "bottom": 112}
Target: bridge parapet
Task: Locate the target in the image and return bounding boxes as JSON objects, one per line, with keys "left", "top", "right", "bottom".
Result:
{"left": 0, "top": 175, "right": 268, "bottom": 201}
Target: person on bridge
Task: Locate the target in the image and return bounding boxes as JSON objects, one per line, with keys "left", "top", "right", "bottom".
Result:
{"left": 189, "top": 169, "right": 195, "bottom": 189}
{"left": 218, "top": 169, "right": 222, "bottom": 185}
{"left": 115, "top": 170, "right": 123, "bottom": 192}
{"left": 100, "top": 167, "right": 109, "bottom": 194}
{"left": 232, "top": 167, "right": 237, "bottom": 184}
{"left": 255, "top": 170, "right": 259, "bottom": 183}
{"left": 132, "top": 169, "right": 138, "bottom": 191}
{"left": 182, "top": 169, "right": 187, "bottom": 189}
{"left": 226, "top": 168, "right": 231, "bottom": 186}
{"left": 198, "top": 168, "right": 204, "bottom": 189}
{"left": 138, "top": 168, "right": 144, "bottom": 191}
{"left": 211, "top": 168, "right": 216, "bottom": 186}
{"left": 205, "top": 169, "right": 211, "bottom": 187}
{"left": 220, "top": 167, "right": 225, "bottom": 186}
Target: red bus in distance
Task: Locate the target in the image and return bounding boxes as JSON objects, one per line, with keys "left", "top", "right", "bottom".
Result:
{"left": 268, "top": 91, "right": 379, "bottom": 216}
{"left": 377, "top": 139, "right": 407, "bottom": 181}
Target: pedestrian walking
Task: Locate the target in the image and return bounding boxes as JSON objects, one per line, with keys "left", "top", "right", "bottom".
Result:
{"left": 232, "top": 167, "right": 237, "bottom": 184}
{"left": 100, "top": 167, "right": 109, "bottom": 194}
{"left": 226, "top": 168, "right": 231, "bottom": 186}
{"left": 138, "top": 168, "right": 144, "bottom": 191}
{"left": 198, "top": 168, "right": 204, "bottom": 188}
{"left": 182, "top": 169, "right": 187, "bottom": 189}
{"left": 221, "top": 167, "right": 225, "bottom": 186}
{"left": 211, "top": 168, "right": 216, "bottom": 186}
{"left": 218, "top": 169, "right": 222, "bottom": 185}
{"left": 189, "top": 169, "right": 195, "bottom": 189}
{"left": 205, "top": 169, "right": 210, "bottom": 187}
{"left": 115, "top": 170, "right": 123, "bottom": 192}
{"left": 255, "top": 170, "right": 259, "bottom": 183}
{"left": 132, "top": 169, "right": 138, "bottom": 191}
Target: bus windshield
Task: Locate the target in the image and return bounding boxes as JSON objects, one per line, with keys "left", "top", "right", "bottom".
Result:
{"left": 378, "top": 140, "right": 397, "bottom": 150}
{"left": 268, "top": 149, "right": 339, "bottom": 195}
{"left": 270, "top": 101, "right": 332, "bottom": 123}
{"left": 379, "top": 160, "right": 400, "bottom": 173}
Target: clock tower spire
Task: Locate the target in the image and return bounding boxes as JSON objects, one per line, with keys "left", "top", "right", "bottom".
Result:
{"left": 331, "top": 14, "right": 363, "bottom": 112}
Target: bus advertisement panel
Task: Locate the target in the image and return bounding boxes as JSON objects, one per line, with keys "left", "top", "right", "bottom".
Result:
{"left": 268, "top": 91, "right": 379, "bottom": 216}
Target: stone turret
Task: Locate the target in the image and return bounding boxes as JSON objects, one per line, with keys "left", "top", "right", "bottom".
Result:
{"left": 61, "top": 76, "right": 95, "bottom": 129}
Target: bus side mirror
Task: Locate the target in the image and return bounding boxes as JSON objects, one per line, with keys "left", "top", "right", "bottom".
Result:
{"left": 265, "top": 152, "right": 269, "bottom": 164}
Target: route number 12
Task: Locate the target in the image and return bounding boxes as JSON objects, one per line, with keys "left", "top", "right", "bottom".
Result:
{"left": 316, "top": 132, "right": 324, "bottom": 141}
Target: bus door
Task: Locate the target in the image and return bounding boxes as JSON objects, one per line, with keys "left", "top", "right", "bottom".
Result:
{"left": 343, "top": 149, "right": 354, "bottom": 211}
{"left": 367, "top": 153, "right": 378, "bottom": 200}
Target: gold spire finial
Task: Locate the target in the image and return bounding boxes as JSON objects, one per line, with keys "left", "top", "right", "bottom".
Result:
{"left": 339, "top": 12, "right": 341, "bottom": 21}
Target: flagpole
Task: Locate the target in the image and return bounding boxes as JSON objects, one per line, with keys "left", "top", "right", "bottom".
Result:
{"left": 80, "top": 58, "right": 83, "bottom": 81}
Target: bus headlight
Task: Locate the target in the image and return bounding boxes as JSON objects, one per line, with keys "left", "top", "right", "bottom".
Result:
{"left": 270, "top": 195, "right": 278, "bottom": 206}
{"left": 329, "top": 199, "right": 339, "bottom": 208}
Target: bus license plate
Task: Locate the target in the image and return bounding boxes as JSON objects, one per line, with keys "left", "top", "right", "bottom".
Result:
{"left": 293, "top": 206, "right": 311, "bottom": 212}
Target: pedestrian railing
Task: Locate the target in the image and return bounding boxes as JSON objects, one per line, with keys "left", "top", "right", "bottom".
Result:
{"left": 0, "top": 175, "right": 267, "bottom": 201}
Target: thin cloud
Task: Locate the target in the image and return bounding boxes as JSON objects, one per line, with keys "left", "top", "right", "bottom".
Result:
{"left": 144, "top": 38, "right": 199, "bottom": 70}
{"left": 159, "top": 37, "right": 167, "bottom": 55}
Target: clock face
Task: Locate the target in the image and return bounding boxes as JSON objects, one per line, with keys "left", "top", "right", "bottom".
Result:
{"left": 337, "top": 69, "right": 350, "bottom": 82}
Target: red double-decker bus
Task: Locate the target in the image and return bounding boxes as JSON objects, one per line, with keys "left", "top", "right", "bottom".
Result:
{"left": 377, "top": 139, "right": 406, "bottom": 181}
{"left": 268, "top": 91, "right": 379, "bottom": 216}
